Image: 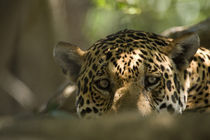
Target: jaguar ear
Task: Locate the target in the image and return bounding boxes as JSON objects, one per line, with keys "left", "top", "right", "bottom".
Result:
{"left": 168, "top": 33, "right": 200, "bottom": 70}
{"left": 53, "top": 41, "right": 86, "bottom": 82}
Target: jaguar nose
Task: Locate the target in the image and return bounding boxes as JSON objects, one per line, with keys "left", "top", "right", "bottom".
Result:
{"left": 77, "top": 107, "right": 102, "bottom": 119}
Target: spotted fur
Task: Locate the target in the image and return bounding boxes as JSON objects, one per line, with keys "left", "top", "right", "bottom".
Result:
{"left": 54, "top": 29, "right": 210, "bottom": 118}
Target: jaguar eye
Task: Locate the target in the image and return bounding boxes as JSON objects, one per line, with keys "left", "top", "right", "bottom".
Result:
{"left": 96, "top": 79, "right": 110, "bottom": 90}
{"left": 145, "top": 76, "right": 160, "bottom": 87}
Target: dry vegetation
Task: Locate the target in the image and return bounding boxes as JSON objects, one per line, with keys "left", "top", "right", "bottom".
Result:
{"left": 0, "top": 112, "right": 210, "bottom": 140}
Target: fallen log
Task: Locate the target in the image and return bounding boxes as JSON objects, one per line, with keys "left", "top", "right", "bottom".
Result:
{"left": 162, "top": 18, "right": 210, "bottom": 49}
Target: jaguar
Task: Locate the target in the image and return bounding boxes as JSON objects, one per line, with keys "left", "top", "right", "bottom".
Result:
{"left": 53, "top": 29, "right": 210, "bottom": 118}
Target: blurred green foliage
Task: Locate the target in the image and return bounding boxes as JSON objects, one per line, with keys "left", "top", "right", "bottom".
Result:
{"left": 83, "top": 0, "right": 210, "bottom": 44}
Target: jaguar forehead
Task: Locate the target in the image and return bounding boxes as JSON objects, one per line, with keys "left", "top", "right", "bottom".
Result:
{"left": 107, "top": 50, "right": 146, "bottom": 80}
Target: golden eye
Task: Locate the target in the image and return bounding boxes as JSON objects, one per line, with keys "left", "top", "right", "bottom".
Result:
{"left": 145, "top": 76, "right": 160, "bottom": 87}
{"left": 96, "top": 79, "right": 110, "bottom": 90}
{"left": 148, "top": 77, "right": 158, "bottom": 84}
